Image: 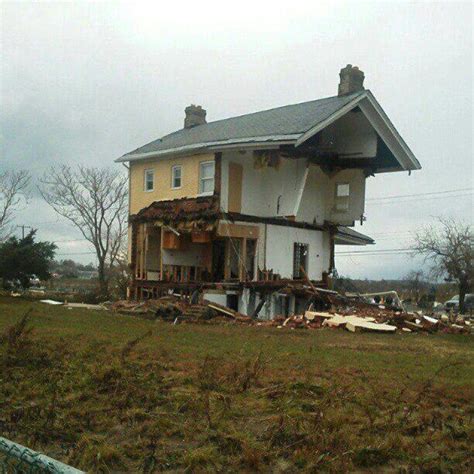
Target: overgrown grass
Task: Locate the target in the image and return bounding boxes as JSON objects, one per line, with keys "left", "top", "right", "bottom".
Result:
{"left": 1, "top": 296, "right": 473, "bottom": 472}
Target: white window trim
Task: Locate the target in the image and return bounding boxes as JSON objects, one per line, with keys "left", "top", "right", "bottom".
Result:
{"left": 198, "top": 160, "right": 215, "bottom": 196}
{"left": 144, "top": 169, "right": 154, "bottom": 192}
{"left": 171, "top": 165, "right": 182, "bottom": 190}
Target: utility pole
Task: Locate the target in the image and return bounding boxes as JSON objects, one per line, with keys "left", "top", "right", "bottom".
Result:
{"left": 17, "top": 225, "right": 32, "bottom": 239}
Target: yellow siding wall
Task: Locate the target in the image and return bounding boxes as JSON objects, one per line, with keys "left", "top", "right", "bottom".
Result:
{"left": 129, "top": 153, "right": 215, "bottom": 214}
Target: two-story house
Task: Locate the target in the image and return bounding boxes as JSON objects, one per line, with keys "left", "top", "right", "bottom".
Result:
{"left": 116, "top": 65, "right": 420, "bottom": 318}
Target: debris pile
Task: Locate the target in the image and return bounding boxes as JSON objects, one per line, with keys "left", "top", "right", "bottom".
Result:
{"left": 259, "top": 306, "right": 472, "bottom": 334}
{"left": 106, "top": 291, "right": 472, "bottom": 335}
{"left": 110, "top": 296, "right": 252, "bottom": 324}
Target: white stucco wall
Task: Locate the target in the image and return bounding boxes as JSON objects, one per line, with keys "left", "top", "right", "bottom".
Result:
{"left": 326, "top": 168, "right": 366, "bottom": 224}
{"left": 297, "top": 165, "right": 330, "bottom": 225}
{"left": 297, "top": 166, "right": 366, "bottom": 225}
{"left": 221, "top": 151, "right": 366, "bottom": 226}
{"left": 251, "top": 222, "right": 330, "bottom": 280}
{"left": 221, "top": 150, "right": 307, "bottom": 217}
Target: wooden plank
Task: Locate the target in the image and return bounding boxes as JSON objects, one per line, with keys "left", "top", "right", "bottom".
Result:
{"left": 214, "top": 152, "right": 222, "bottom": 198}
{"left": 191, "top": 231, "right": 212, "bottom": 243}
{"left": 205, "top": 301, "right": 251, "bottom": 321}
{"left": 217, "top": 222, "right": 259, "bottom": 239}
{"left": 159, "top": 226, "right": 164, "bottom": 280}
{"left": 227, "top": 162, "right": 243, "bottom": 213}
{"left": 224, "top": 239, "right": 231, "bottom": 280}
{"left": 240, "top": 237, "right": 247, "bottom": 282}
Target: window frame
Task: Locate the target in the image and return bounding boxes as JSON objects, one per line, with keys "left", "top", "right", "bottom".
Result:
{"left": 171, "top": 165, "right": 182, "bottom": 190}
{"left": 199, "top": 160, "right": 215, "bottom": 195}
{"left": 334, "top": 182, "right": 350, "bottom": 212}
{"left": 293, "top": 242, "right": 309, "bottom": 279}
{"left": 144, "top": 169, "right": 154, "bottom": 192}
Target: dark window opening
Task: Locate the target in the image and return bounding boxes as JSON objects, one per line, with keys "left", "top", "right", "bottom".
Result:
{"left": 245, "top": 239, "right": 257, "bottom": 281}
{"left": 293, "top": 242, "right": 308, "bottom": 279}
{"left": 212, "top": 239, "right": 226, "bottom": 281}
{"left": 229, "top": 238, "right": 241, "bottom": 279}
{"left": 226, "top": 294, "right": 239, "bottom": 311}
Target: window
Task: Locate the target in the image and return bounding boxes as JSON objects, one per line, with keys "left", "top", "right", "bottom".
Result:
{"left": 335, "top": 183, "right": 350, "bottom": 211}
{"left": 293, "top": 243, "right": 309, "bottom": 279}
{"left": 199, "top": 161, "right": 215, "bottom": 194}
{"left": 144, "top": 169, "right": 154, "bottom": 192}
{"left": 171, "top": 165, "right": 182, "bottom": 189}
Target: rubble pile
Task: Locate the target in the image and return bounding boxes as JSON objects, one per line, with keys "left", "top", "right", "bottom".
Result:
{"left": 111, "top": 296, "right": 252, "bottom": 324}
{"left": 109, "top": 294, "right": 472, "bottom": 335}
{"left": 259, "top": 305, "right": 472, "bottom": 334}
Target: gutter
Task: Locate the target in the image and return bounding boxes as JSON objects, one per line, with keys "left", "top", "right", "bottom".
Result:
{"left": 115, "top": 135, "right": 300, "bottom": 163}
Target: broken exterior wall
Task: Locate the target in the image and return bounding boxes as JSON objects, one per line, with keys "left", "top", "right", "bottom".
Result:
{"left": 297, "top": 165, "right": 330, "bottom": 225}
{"left": 203, "top": 288, "right": 289, "bottom": 321}
{"left": 221, "top": 219, "right": 330, "bottom": 281}
{"left": 297, "top": 166, "right": 366, "bottom": 226}
{"left": 220, "top": 149, "right": 307, "bottom": 217}
{"left": 162, "top": 243, "right": 206, "bottom": 268}
{"left": 257, "top": 223, "right": 331, "bottom": 281}
{"left": 129, "top": 153, "right": 215, "bottom": 214}
{"left": 326, "top": 169, "right": 366, "bottom": 225}
{"left": 220, "top": 150, "right": 366, "bottom": 226}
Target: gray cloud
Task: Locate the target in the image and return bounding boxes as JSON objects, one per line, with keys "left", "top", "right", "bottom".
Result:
{"left": 1, "top": 1, "right": 472, "bottom": 275}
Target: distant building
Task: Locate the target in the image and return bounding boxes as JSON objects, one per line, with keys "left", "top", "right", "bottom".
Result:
{"left": 77, "top": 270, "right": 99, "bottom": 280}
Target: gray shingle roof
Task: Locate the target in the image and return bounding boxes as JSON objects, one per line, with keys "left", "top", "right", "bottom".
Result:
{"left": 335, "top": 226, "right": 374, "bottom": 246}
{"left": 119, "top": 91, "right": 365, "bottom": 160}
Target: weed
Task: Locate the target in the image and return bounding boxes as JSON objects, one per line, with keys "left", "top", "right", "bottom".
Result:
{"left": 0, "top": 310, "right": 33, "bottom": 351}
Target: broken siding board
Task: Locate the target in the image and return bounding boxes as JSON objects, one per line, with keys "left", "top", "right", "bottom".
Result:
{"left": 160, "top": 226, "right": 164, "bottom": 280}
{"left": 345, "top": 320, "right": 396, "bottom": 333}
{"left": 217, "top": 222, "right": 259, "bottom": 239}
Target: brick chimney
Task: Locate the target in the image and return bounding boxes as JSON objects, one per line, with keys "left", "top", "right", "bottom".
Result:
{"left": 338, "top": 64, "right": 365, "bottom": 96}
{"left": 184, "top": 104, "right": 207, "bottom": 128}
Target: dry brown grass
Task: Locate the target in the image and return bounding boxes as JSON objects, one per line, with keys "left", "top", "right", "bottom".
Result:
{"left": 0, "top": 296, "right": 473, "bottom": 472}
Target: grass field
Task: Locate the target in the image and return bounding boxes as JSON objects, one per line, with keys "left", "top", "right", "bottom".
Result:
{"left": 1, "top": 296, "right": 473, "bottom": 472}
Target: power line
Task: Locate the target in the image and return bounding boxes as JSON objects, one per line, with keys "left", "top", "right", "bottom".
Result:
{"left": 367, "top": 192, "right": 473, "bottom": 206}
{"left": 56, "top": 251, "right": 96, "bottom": 256}
{"left": 367, "top": 187, "right": 474, "bottom": 201}
{"left": 336, "top": 252, "right": 412, "bottom": 257}
{"left": 336, "top": 247, "right": 412, "bottom": 255}
{"left": 53, "top": 238, "right": 88, "bottom": 243}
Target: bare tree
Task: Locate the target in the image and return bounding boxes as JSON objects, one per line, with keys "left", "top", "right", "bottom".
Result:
{"left": 413, "top": 218, "right": 473, "bottom": 313}
{"left": 0, "top": 170, "right": 30, "bottom": 239}
{"left": 404, "top": 270, "right": 426, "bottom": 304}
{"left": 40, "top": 165, "right": 128, "bottom": 296}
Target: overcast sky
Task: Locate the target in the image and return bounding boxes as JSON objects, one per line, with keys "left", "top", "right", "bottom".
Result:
{"left": 1, "top": 0, "right": 472, "bottom": 279}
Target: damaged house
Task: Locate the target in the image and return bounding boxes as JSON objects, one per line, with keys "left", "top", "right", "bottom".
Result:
{"left": 116, "top": 65, "right": 420, "bottom": 319}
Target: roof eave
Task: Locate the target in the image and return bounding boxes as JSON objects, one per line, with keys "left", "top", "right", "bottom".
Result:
{"left": 115, "top": 135, "right": 300, "bottom": 163}
{"left": 334, "top": 226, "right": 375, "bottom": 246}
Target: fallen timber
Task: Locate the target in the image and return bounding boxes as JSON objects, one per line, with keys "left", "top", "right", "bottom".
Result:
{"left": 109, "top": 282, "right": 472, "bottom": 335}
